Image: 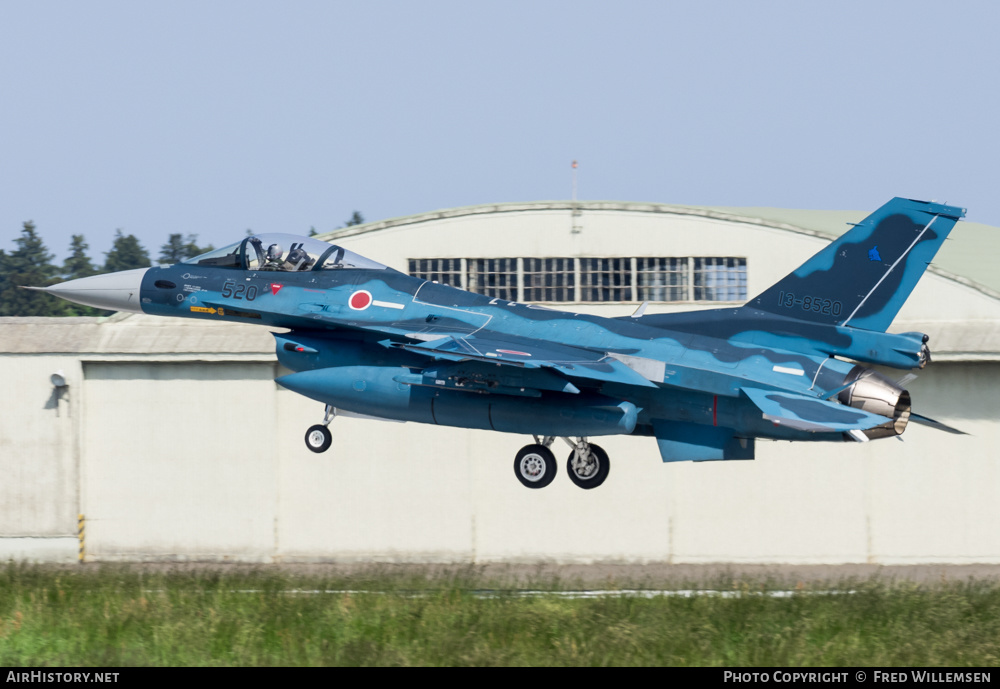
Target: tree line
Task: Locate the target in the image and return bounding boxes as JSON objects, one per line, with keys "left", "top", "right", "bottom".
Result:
{"left": 0, "top": 212, "right": 365, "bottom": 317}
{"left": 0, "top": 223, "right": 214, "bottom": 316}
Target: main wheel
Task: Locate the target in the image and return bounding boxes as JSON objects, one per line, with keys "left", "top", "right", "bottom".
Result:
{"left": 305, "top": 424, "right": 332, "bottom": 453}
{"left": 514, "top": 444, "right": 557, "bottom": 489}
{"left": 566, "top": 444, "right": 610, "bottom": 489}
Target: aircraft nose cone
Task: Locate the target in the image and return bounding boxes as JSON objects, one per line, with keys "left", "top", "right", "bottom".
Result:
{"left": 41, "top": 267, "right": 149, "bottom": 313}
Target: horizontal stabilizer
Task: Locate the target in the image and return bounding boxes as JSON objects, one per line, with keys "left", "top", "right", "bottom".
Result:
{"left": 742, "top": 387, "right": 892, "bottom": 433}
{"left": 909, "top": 413, "right": 966, "bottom": 435}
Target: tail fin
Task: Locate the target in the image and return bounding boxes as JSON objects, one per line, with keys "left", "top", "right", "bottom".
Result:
{"left": 746, "top": 197, "right": 965, "bottom": 332}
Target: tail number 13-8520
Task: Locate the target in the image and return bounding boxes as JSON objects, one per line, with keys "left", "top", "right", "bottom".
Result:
{"left": 778, "top": 291, "right": 842, "bottom": 316}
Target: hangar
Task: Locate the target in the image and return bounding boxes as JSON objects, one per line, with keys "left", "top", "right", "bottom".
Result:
{"left": 2, "top": 200, "right": 999, "bottom": 564}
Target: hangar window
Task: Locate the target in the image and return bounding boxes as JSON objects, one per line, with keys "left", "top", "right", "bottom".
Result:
{"left": 408, "top": 259, "right": 464, "bottom": 288}
{"left": 694, "top": 257, "right": 746, "bottom": 302}
{"left": 637, "top": 257, "right": 689, "bottom": 302}
{"left": 580, "top": 258, "right": 632, "bottom": 302}
{"left": 468, "top": 258, "right": 518, "bottom": 300}
{"left": 523, "top": 258, "right": 575, "bottom": 302}
{"left": 408, "top": 256, "right": 746, "bottom": 303}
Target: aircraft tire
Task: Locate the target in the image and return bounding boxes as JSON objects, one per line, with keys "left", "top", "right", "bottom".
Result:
{"left": 514, "top": 444, "right": 557, "bottom": 489}
{"left": 305, "top": 424, "right": 333, "bottom": 453}
{"left": 566, "top": 444, "right": 610, "bottom": 489}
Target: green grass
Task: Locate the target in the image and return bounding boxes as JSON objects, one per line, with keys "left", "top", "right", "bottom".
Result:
{"left": 0, "top": 564, "right": 998, "bottom": 666}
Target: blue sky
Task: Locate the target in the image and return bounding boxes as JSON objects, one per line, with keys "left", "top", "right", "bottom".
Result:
{"left": 2, "top": 1, "right": 997, "bottom": 261}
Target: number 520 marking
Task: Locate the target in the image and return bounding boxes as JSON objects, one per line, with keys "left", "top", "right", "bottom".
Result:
{"left": 222, "top": 281, "right": 258, "bottom": 301}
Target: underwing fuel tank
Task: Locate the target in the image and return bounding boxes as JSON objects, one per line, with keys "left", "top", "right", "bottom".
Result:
{"left": 276, "top": 365, "right": 638, "bottom": 437}
{"left": 838, "top": 366, "right": 911, "bottom": 440}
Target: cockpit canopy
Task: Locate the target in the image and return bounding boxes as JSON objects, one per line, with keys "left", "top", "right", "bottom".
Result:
{"left": 181, "top": 233, "right": 386, "bottom": 272}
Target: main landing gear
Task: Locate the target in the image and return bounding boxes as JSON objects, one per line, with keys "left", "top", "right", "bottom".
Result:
{"left": 513, "top": 436, "right": 611, "bottom": 490}
{"left": 302, "top": 408, "right": 611, "bottom": 489}
{"left": 304, "top": 405, "right": 335, "bottom": 453}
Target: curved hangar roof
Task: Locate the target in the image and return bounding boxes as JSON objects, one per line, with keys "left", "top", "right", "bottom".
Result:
{"left": 317, "top": 199, "right": 1000, "bottom": 299}
{"left": 701, "top": 204, "right": 1000, "bottom": 297}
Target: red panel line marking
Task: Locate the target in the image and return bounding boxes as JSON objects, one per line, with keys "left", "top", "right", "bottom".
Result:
{"left": 713, "top": 395, "right": 718, "bottom": 427}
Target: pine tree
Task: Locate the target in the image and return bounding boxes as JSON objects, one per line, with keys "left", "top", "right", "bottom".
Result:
{"left": 0, "top": 221, "right": 70, "bottom": 316}
{"left": 104, "top": 230, "right": 151, "bottom": 272}
{"left": 344, "top": 211, "right": 365, "bottom": 227}
{"left": 159, "top": 233, "right": 214, "bottom": 264}
{"left": 158, "top": 234, "right": 186, "bottom": 264}
{"left": 189, "top": 236, "right": 214, "bottom": 257}
{"left": 61, "top": 235, "right": 106, "bottom": 317}
{"left": 63, "top": 234, "right": 98, "bottom": 280}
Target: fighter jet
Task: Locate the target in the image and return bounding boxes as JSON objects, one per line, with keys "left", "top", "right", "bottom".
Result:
{"left": 37, "top": 197, "right": 966, "bottom": 489}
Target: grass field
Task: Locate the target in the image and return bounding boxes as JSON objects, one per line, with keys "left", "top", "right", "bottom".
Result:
{"left": 0, "top": 564, "right": 998, "bottom": 666}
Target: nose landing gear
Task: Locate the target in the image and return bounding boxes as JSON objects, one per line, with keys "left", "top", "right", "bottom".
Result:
{"left": 305, "top": 405, "right": 335, "bottom": 453}
{"left": 513, "top": 436, "right": 610, "bottom": 489}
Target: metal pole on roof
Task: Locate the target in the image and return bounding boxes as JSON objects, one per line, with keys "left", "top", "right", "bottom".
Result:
{"left": 571, "top": 160, "right": 582, "bottom": 234}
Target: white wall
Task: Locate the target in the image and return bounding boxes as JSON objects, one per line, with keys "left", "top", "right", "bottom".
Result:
{"left": 81, "top": 362, "right": 279, "bottom": 561}
{"left": 0, "top": 355, "right": 80, "bottom": 535}
{"left": 2, "top": 353, "right": 994, "bottom": 565}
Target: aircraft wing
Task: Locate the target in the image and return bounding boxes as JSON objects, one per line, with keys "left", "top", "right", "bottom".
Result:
{"left": 386, "top": 333, "right": 658, "bottom": 389}
{"left": 741, "top": 387, "right": 892, "bottom": 435}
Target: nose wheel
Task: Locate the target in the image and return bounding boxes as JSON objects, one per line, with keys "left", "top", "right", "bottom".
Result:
{"left": 304, "top": 405, "right": 336, "bottom": 453}
{"left": 305, "top": 425, "right": 332, "bottom": 453}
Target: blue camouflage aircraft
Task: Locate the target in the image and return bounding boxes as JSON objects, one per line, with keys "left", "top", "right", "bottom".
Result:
{"left": 37, "top": 197, "right": 966, "bottom": 489}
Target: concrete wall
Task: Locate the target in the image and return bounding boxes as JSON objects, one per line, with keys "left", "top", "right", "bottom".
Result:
{"left": 273, "top": 361, "right": 1000, "bottom": 565}
{"left": 1, "top": 352, "right": 996, "bottom": 565}
{"left": 0, "top": 354, "right": 82, "bottom": 562}
{"left": 81, "top": 362, "right": 279, "bottom": 560}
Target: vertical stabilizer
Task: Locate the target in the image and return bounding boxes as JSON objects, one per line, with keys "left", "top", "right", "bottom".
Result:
{"left": 747, "top": 198, "right": 965, "bottom": 332}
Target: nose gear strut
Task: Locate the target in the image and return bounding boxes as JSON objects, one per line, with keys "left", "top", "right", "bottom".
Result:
{"left": 304, "top": 404, "right": 335, "bottom": 453}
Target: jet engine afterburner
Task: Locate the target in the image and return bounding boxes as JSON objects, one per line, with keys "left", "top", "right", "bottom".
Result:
{"left": 837, "top": 365, "right": 911, "bottom": 440}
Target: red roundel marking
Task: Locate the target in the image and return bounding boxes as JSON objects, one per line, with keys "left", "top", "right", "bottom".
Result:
{"left": 349, "top": 290, "right": 373, "bottom": 310}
